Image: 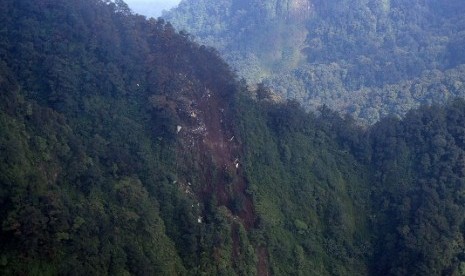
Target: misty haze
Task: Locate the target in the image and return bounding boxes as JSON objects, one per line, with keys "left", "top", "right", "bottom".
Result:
{"left": 1, "top": 0, "right": 465, "bottom": 275}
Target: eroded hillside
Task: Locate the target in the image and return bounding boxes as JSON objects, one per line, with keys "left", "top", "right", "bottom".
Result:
{"left": 3, "top": 0, "right": 465, "bottom": 275}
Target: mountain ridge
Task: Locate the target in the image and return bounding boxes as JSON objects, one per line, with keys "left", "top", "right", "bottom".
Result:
{"left": 2, "top": 0, "right": 465, "bottom": 275}
{"left": 165, "top": 0, "right": 465, "bottom": 124}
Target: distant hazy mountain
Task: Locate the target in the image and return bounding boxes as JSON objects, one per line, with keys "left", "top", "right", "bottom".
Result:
{"left": 125, "top": 0, "right": 180, "bottom": 17}
{"left": 3, "top": 0, "right": 465, "bottom": 275}
{"left": 165, "top": 0, "right": 465, "bottom": 123}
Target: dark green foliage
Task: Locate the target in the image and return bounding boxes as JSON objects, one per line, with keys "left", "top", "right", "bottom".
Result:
{"left": 0, "top": 63, "right": 185, "bottom": 275}
{"left": 234, "top": 94, "right": 372, "bottom": 275}
{"left": 369, "top": 100, "right": 465, "bottom": 275}
{"left": 234, "top": 91, "right": 465, "bottom": 275}
{"left": 0, "top": 0, "right": 240, "bottom": 274}
{"left": 231, "top": 86, "right": 465, "bottom": 275}
{"left": 4, "top": 0, "right": 465, "bottom": 275}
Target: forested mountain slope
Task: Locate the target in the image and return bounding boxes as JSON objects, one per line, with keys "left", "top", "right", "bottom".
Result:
{"left": 165, "top": 0, "right": 465, "bottom": 123}
{"left": 2, "top": 0, "right": 465, "bottom": 275}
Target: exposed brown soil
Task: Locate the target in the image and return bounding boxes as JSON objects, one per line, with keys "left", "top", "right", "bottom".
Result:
{"left": 177, "top": 86, "right": 256, "bottom": 228}
{"left": 257, "top": 246, "right": 270, "bottom": 276}
{"left": 174, "top": 84, "right": 268, "bottom": 273}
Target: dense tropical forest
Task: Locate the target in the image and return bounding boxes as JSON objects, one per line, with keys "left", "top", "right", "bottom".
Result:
{"left": 165, "top": 0, "right": 465, "bottom": 124}
{"left": 2, "top": 0, "right": 465, "bottom": 275}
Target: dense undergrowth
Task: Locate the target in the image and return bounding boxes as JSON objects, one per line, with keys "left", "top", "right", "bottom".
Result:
{"left": 2, "top": 0, "right": 465, "bottom": 275}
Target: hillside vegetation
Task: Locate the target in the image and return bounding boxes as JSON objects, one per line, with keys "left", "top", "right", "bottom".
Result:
{"left": 2, "top": 0, "right": 465, "bottom": 275}
{"left": 165, "top": 0, "right": 465, "bottom": 124}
